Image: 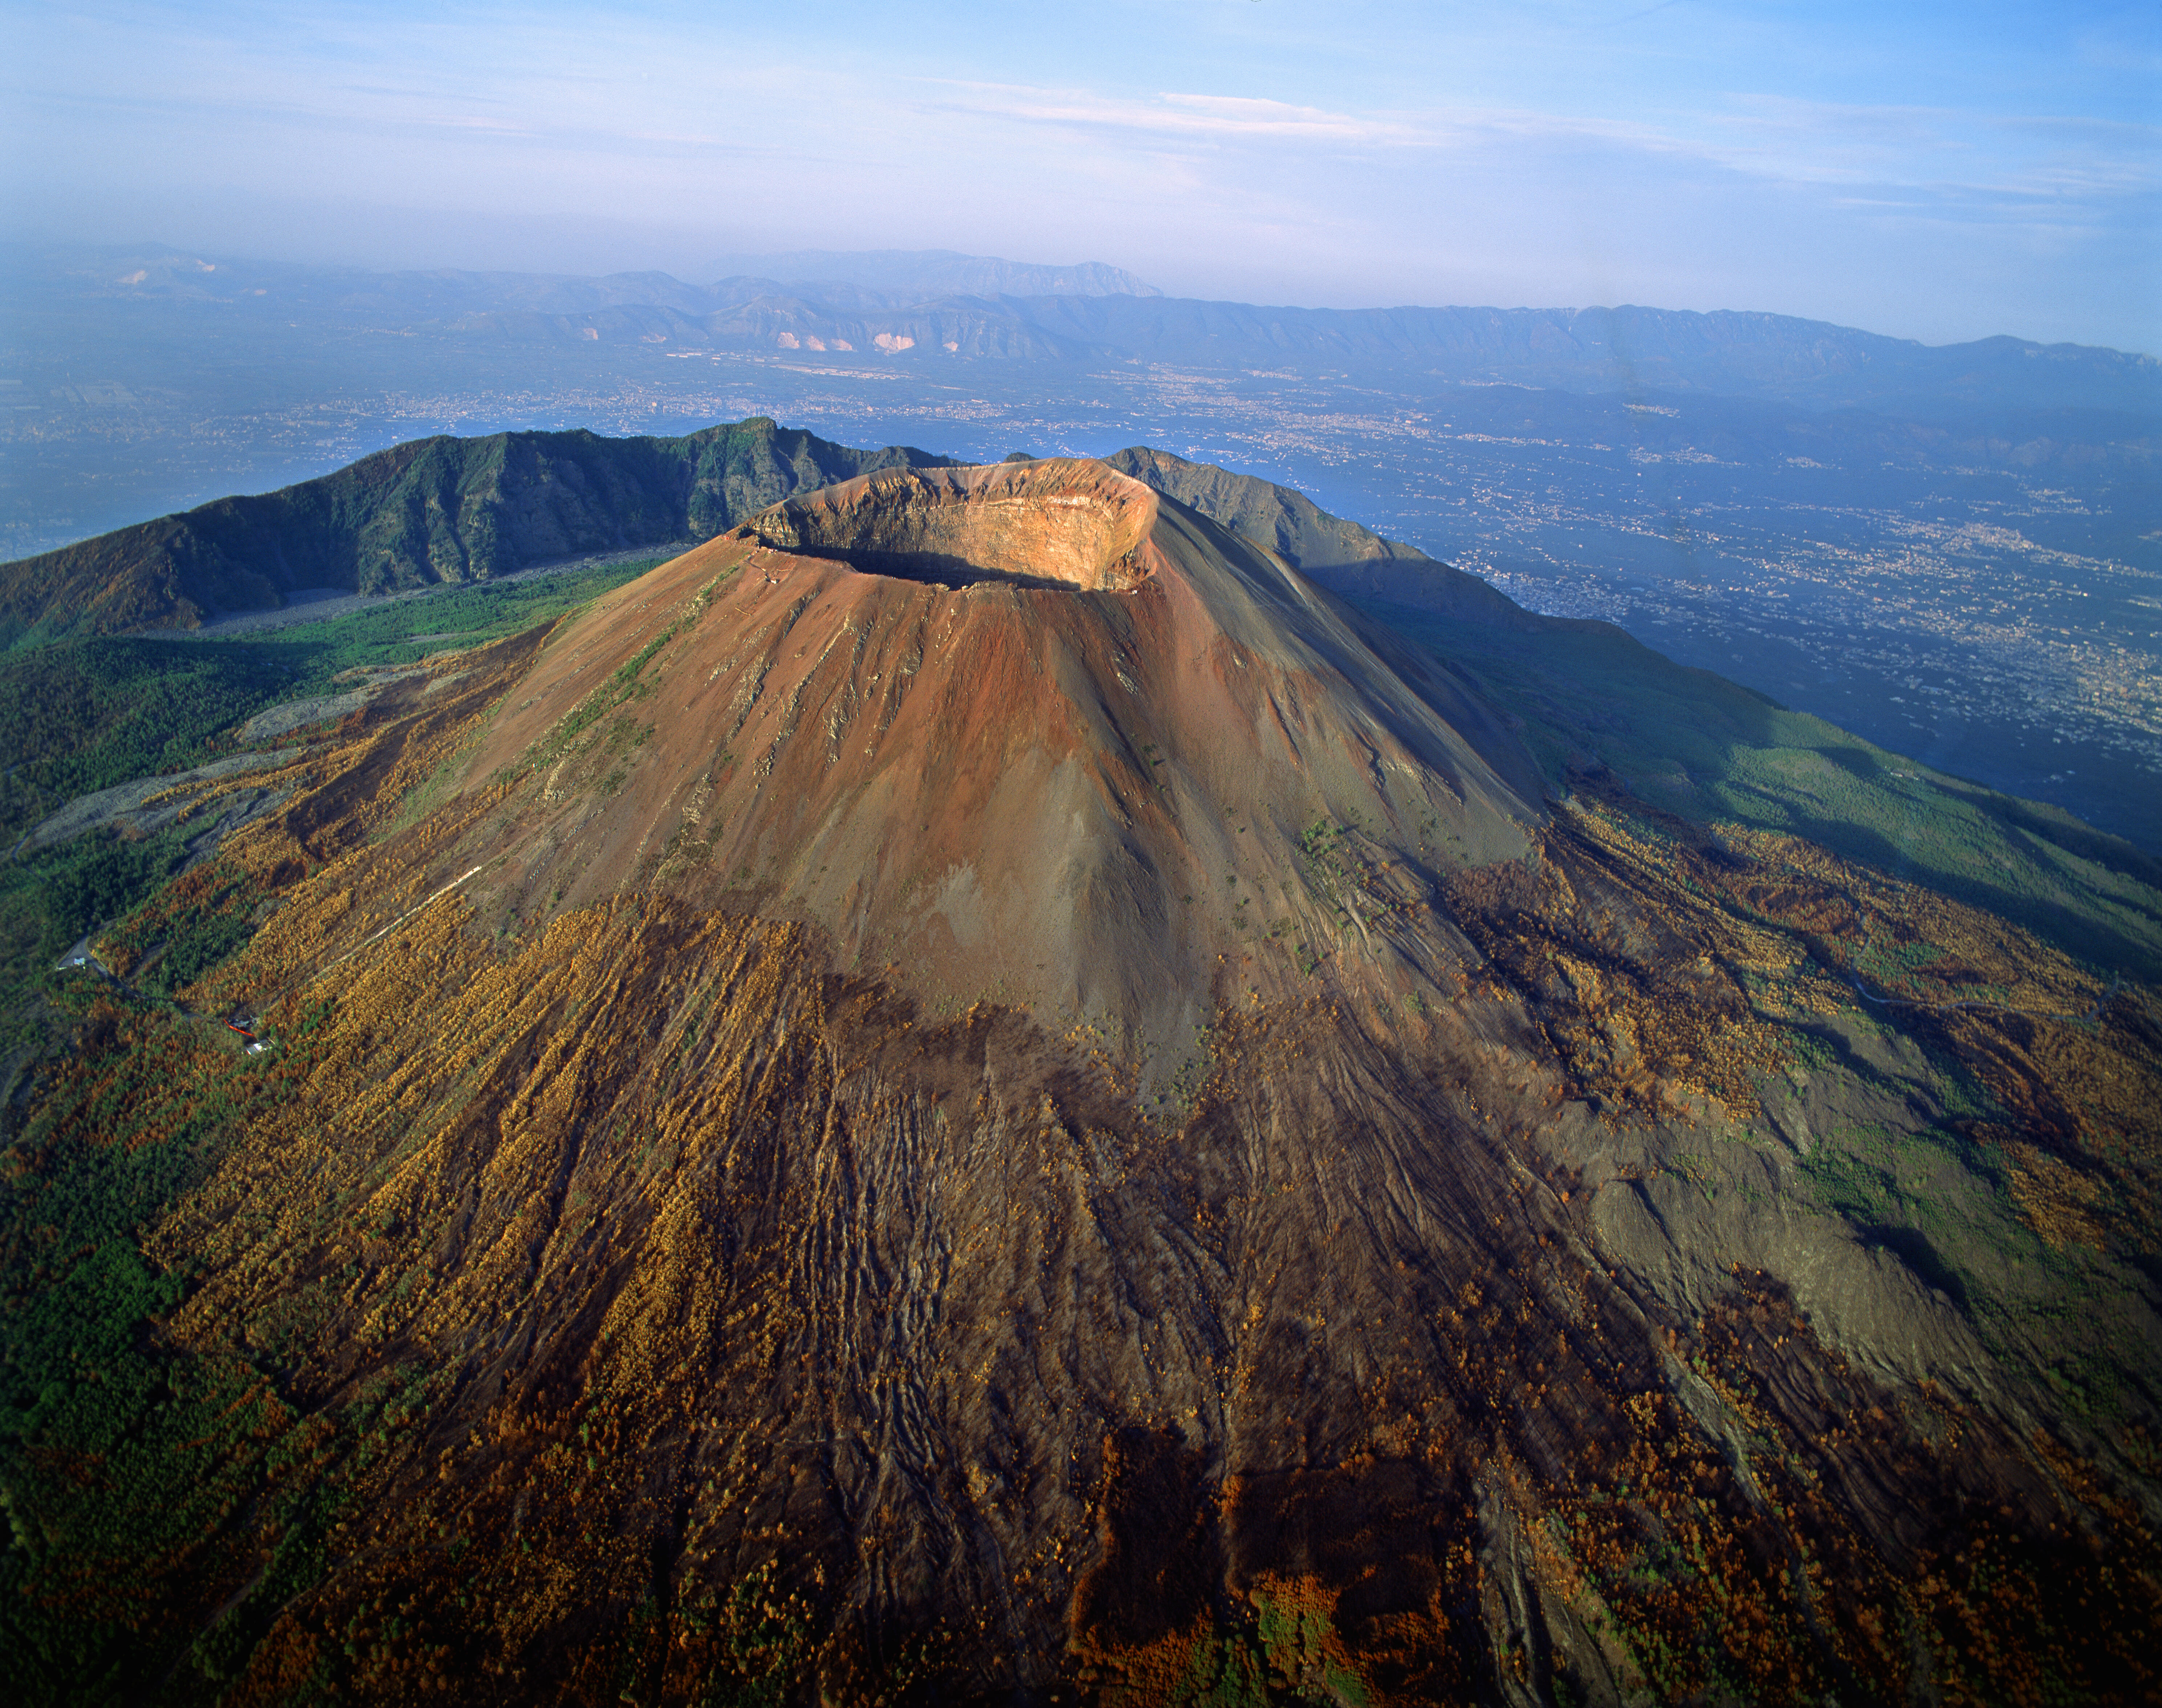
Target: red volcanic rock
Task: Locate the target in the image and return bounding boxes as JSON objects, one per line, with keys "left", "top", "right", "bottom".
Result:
{"left": 466, "top": 458, "right": 1542, "bottom": 1066}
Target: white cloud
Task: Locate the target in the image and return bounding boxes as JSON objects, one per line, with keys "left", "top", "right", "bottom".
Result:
{"left": 922, "top": 81, "right": 1415, "bottom": 145}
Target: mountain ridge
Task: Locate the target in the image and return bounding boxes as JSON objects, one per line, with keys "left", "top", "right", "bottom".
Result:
{"left": 15, "top": 246, "right": 2153, "bottom": 418}
{"left": 0, "top": 419, "right": 957, "bottom": 641}
{"left": 0, "top": 425, "right": 1537, "bottom": 645}
{"left": 1101, "top": 446, "right": 1538, "bottom": 628}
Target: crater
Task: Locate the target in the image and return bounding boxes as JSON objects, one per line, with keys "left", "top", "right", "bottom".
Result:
{"left": 741, "top": 461, "right": 1156, "bottom": 592}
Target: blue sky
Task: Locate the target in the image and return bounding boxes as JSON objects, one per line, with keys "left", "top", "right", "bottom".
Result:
{"left": 4, "top": 0, "right": 2157, "bottom": 349}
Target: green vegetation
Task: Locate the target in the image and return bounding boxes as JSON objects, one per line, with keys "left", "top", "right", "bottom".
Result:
{"left": 0, "top": 998, "right": 320, "bottom": 1704}
{"left": 0, "top": 552, "right": 681, "bottom": 1707}
{"left": 0, "top": 824, "right": 192, "bottom": 1065}
{"left": 0, "top": 555, "right": 665, "bottom": 1114}
{"left": 1106, "top": 1587, "right": 1366, "bottom": 1707}
{"left": 107, "top": 853, "right": 270, "bottom": 998}
{"left": 1251, "top": 1586, "right": 1368, "bottom": 1706}
{"left": 0, "top": 417, "right": 950, "bottom": 642}
{"left": 0, "top": 556, "right": 662, "bottom": 849}
{"left": 516, "top": 565, "right": 730, "bottom": 779}
{"left": 0, "top": 640, "right": 295, "bottom": 845}
{"left": 224, "top": 553, "right": 665, "bottom": 684}
{"left": 1368, "top": 600, "right": 2162, "bottom": 977}
{"left": 681, "top": 1562, "right": 815, "bottom": 1707}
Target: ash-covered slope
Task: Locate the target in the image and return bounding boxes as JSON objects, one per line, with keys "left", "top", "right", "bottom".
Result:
{"left": 461, "top": 458, "right": 1541, "bottom": 1067}
{"left": 1104, "top": 446, "right": 1534, "bottom": 626}
{"left": 12, "top": 458, "right": 2160, "bottom": 1706}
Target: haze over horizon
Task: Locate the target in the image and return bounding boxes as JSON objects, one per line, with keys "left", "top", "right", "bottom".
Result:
{"left": 4, "top": 0, "right": 2156, "bottom": 354}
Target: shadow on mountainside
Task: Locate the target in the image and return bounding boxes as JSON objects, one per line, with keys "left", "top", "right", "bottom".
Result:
{"left": 780, "top": 543, "right": 1093, "bottom": 592}
{"left": 1358, "top": 595, "right": 2162, "bottom": 981}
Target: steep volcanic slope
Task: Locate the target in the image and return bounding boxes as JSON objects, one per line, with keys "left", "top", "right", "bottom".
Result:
{"left": 1104, "top": 446, "right": 1529, "bottom": 628}
{"left": 0, "top": 418, "right": 954, "bottom": 640}
{"left": 449, "top": 459, "right": 1541, "bottom": 1066}
{"left": 1109, "top": 446, "right": 2162, "bottom": 976}
{"left": 7, "top": 457, "right": 2161, "bottom": 1705}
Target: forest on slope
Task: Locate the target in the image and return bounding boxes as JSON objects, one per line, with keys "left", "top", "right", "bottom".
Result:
{"left": 0, "top": 418, "right": 950, "bottom": 642}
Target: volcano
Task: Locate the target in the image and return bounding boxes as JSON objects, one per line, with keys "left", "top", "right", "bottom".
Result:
{"left": 12, "top": 453, "right": 2159, "bottom": 1705}
{"left": 465, "top": 458, "right": 1541, "bottom": 1070}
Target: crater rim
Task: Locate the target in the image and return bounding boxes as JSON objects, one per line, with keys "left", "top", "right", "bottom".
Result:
{"left": 740, "top": 461, "right": 1158, "bottom": 593}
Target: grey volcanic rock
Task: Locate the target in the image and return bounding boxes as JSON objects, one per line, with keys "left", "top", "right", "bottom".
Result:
{"left": 1106, "top": 445, "right": 1538, "bottom": 626}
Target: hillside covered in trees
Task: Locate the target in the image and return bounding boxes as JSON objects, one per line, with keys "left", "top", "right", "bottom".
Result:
{"left": 0, "top": 418, "right": 951, "bottom": 642}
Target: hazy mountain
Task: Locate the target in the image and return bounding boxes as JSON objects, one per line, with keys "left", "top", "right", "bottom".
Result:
{"left": 17, "top": 246, "right": 2149, "bottom": 423}
{"left": 4, "top": 442, "right": 2156, "bottom": 1701}
{"left": 0, "top": 418, "right": 956, "bottom": 640}
{"left": 702, "top": 247, "right": 1162, "bottom": 299}
{"left": 414, "top": 290, "right": 2162, "bottom": 418}
{"left": 2, "top": 244, "right": 1156, "bottom": 320}
{"left": 1017, "top": 297, "right": 2162, "bottom": 418}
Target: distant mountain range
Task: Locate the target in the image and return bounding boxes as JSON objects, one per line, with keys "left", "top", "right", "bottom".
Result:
{"left": 698, "top": 247, "right": 1161, "bottom": 299}
{"left": 1023, "top": 297, "right": 2162, "bottom": 419}
{"left": 13, "top": 245, "right": 2156, "bottom": 421}
{"left": 10, "top": 245, "right": 1157, "bottom": 318}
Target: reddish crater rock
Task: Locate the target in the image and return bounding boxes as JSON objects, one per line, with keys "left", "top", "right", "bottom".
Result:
{"left": 465, "top": 457, "right": 1543, "bottom": 1067}
{"left": 743, "top": 462, "right": 1159, "bottom": 592}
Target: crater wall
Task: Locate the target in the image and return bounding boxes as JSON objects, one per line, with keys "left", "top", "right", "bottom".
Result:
{"left": 743, "top": 460, "right": 1157, "bottom": 590}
